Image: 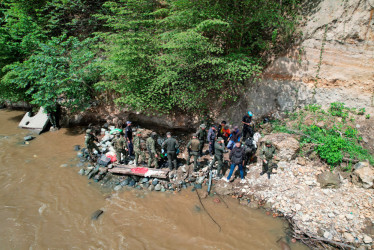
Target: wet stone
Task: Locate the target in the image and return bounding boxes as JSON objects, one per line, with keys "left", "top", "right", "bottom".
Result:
{"left": 155, "top": 184, "right": 161, "bottom": 191}
{"left": 24, "top": 136, "right": 34, "bottom": 141}
{"left": 120, "top": 179, "right": 129, "bottom": 186}
{"left": 91, "top": 209, "right": 104, "bottom": 220}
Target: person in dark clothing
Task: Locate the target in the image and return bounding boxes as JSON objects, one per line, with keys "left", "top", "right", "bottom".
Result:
{"left": 227, "top": 126, "right": 241, "bottom": 150}
{"left": 217, "top": 121, "right": 226, "bottom": 138}
{"left": 242, "top": 111, "right": 254, "bottom": 140}
{"left": 162, "top": 132, "right": 179, "bottom": 170}
{"left": 125, "top": 121, "right": 133, "bottom": 156}
{"left": 223, "top": 141, "right": 245, "bottom": 183}
{"left": 207, "top": 125, "right": 217, "bottom": 156}
{"left": 186, "top": 133, "right": 200, "bottom": 171}
{"left": 243, "top": 137, "right": 257, "bottom": 168}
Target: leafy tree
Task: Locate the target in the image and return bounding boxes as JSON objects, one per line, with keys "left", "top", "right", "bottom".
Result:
{"left": 2, "top": 36, "right": 101, "bottom": 111}
{"left": 97, "top": 0, "right": 299, "bottom": 113}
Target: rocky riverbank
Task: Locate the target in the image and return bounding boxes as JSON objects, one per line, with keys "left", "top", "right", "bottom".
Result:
{"left": 71, "top": 121, "right": 374, "bottom": 249}
{"left": 213, "top": 134, "right": 374, "bottom": 249}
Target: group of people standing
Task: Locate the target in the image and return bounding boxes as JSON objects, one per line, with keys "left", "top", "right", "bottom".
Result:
{"left": 85, "top": 111, "right": 278, "bottom": 182}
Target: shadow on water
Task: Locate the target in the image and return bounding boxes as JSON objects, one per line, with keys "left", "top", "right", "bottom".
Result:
{"left": 7, "top": 113, "right": 24, "bottom": 123}
{"left": 64, "top": 126, "right": 86, "bottom": 136}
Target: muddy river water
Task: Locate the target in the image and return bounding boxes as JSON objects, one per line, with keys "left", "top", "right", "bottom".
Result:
{"left": 0, "top": 110, "right": 307, "bottom": 249}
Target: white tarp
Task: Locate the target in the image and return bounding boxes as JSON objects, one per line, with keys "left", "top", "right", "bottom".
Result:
{"left": 18, "top": 107, "right": 49, "bottom": 132}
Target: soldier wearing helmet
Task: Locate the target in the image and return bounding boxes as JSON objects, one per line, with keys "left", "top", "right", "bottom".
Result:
{"left": 196, "top": 124, "right": 207, "bottom": 157}
{"left": 146, "top": 132, "right": 159, "bottom": 168}
{"left": 112, "top": 132, "right": 127, "bottom": 163}
{"left": 186, "top": 133, "right": 200, "bottom": 171}
{"left": 85, "top": 128, "right": 100, "bottom": 157}
{"left": 260, "top": 140, "right": 277, "bottom": 179}
{"left": 133, "top": 130, "right": 146, "bottom": 166}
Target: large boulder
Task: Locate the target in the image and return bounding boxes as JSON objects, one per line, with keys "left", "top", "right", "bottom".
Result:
{"left": 317, "top": 171, "right": 341, "bottom": 189}
{"left": 352, "top": 165, "right": 374, "bottom": 189}
{"left": 261, "top": 133, "right": 300, "bottom": 161}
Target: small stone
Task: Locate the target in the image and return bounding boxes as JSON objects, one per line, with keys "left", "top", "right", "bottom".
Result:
{"left": 24, "top": 135, "right": 34, "bottom": 141}
{"left": 60, "top": 164, "right": 68, "bottom": 168}
{"left": 148, "top": 185, "right": 155, "bottom": 191}
{"left": 328, "top": 212, "right": 335, "bottom": 218}
{"left": 120, "top": 179, "right": 129, "bottom": 186}
{"left": 295, "top": 204, "right": 302, "bottom": 210}
{"left": 114, "top": 185, "right": 122, "bottom": 191}
{"left": 152, "top": 178, "right": 159, "bottom": 186}
{"left": 363, "top": 235, "right": 372, "bottom": 244}
{"left": 141, "top": 177, "right": 149, "bottom": 183}
{"left": 78, "top": 169, "right": 85, "bottom": 175}
{"left": 128, "top": 179, "right": 135, "bottom": 187}
{"left": 155, "top": 183, "right": 161, "bottom": 191}
{"left": 161, "top": 187, "right": 166, "bottom": 192}
{"left": 344, "top": 232, "right": 354, "bottom": 242}
{"left": 346, "top": 214, "right": 354, "bottom": 220}
{"left": 74, "top": 145, "right": 81, "bottom": 151}
{"left": 324, "top": 231, "right": 332, "bottom": 239}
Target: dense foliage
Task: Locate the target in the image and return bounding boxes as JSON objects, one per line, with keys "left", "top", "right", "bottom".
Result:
{"left": 0, "top": 0, "right": 300, "bottom": 113}
{"left": 272, "top": 103, "right": 374, "bottom": 169}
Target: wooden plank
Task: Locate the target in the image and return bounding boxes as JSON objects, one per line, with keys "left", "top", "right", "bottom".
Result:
{"left": 108, "top": 165, "right": 169, "bottom": 179}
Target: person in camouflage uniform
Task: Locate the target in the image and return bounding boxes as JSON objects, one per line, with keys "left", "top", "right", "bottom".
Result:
{"left": 85, "top": 129, "right": 100, "bottom": 157}
{"left": 196, "top": 124, "right": 207, "bottom": 156}
{"left": 260, "top": 140, "right": 277, "bottom": 179}
{"left": 112, "top": 132, "right": 127, "bottom": 163}
{"left": 133, "top": 131, "right": 146, "bottom": 166}
{"left": 146, "top": 132, "right": 159, "bottom": 168}
{"left": 209, "top": 137, "right": 225, "bottom": 178}
{"left": 162, "top": 132, "right": 179, "bottom": 170}
{"left": 186, "top": 133, "right": 200, "bottom": 171}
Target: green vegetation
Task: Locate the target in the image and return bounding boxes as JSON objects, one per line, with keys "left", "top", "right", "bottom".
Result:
{"left": 272, "top": 103, "right": 374, "bottom": 168}
{"left": 0, "top": 0, "right": 300, "bottom": 113}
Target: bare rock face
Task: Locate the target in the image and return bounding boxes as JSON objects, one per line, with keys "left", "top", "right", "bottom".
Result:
{"left": 261, "top": 133, "right": 300, "bottom": 161}
{"left": 217, "top": 0, "right": 374, "bottom": 127}
{"left": 317, "top": 171, "right": 341, "bottom": 189}
{"left": 352, "top": 165, "right": 374, "bottom": 189}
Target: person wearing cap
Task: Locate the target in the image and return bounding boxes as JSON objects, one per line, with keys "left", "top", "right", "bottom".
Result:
{"left": 207, "top": 125, "right": 217, "bottom": 156}
{"left": 125, "top": 121, "right": 133, "bottom": 156}
{"left": 223, "top": 141, "right": 245, "bottom": 183}
{"left": 133, "top": 131, "right": 146, "bottom": 166}
{"left": 146, "top": 132, "right": 159, "bottom": 168}
{"left": 162, "top": 132, "right": 179, "bottom": 170}
{"left": 113, "top": 132, "right": 128, "bottom": 163}
{"left": 85, "top": 129, "right": 100, "bottom": 157}
{"left": 209, "top": 137, "right": 225, "bottom": 178}
{"left": 196, "top": 124, "right": 207, "bottom": 156}
{"left": 227, "top": 126, "right": 241, "bottom": 150}
{"left": 242, "top": 111, "right": 254, "bottom": 140}
{"left": 186, "top": 133, "right": 200, "bottom": 171}
{"left": 260, "top": 140, "right": 277, "bottom": 179}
